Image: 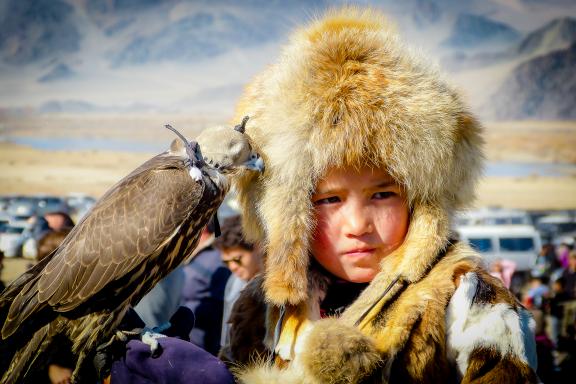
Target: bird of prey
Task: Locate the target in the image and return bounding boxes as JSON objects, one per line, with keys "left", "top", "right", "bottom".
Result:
{"left": 0, "top": 117, "right": 263, "bottom": 383}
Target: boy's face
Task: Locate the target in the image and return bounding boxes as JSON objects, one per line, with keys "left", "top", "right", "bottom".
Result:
{"left": 221, "top": 246, "right": 260, "bottom": 281}
{"left": 311, "top": 166, "right": 409, "bottom": 283}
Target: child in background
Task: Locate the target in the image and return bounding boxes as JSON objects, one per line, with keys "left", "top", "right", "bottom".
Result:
{"left": 213, "top": 215, "right": 262, "bottom": 353}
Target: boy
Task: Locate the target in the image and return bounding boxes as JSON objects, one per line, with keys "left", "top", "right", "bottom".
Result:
{"left": 224, "top": 7, "right": 538, "bottom": 383}
{"left": 213, "top": 215, "right": 262, "bottom": 354}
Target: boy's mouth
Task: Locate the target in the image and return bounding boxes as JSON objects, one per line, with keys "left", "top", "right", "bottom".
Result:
{"left": 343, "top": 247, "right": 377, "bottom": 257}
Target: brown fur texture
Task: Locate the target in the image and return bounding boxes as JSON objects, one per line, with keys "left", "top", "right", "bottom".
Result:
{"left": 462, "top": 347, "right": 538, "bottom": 383}
{"left": 302, "top": 244, "right": 481, "bottom": 383}
{"left": 299, "top": 318, "right": 381, "bottom": 384}
{"left": 472, "top": 267, "right": 520, "bottom": 307}
{"left": 232, "top": 7, "right": 484, "bottom": 306}
{"left": 228, "top": 244, "right": 537, "bottom": 383}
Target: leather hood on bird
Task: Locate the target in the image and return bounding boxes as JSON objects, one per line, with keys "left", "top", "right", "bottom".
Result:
{"left": 232, "top": 7, "right": 484, "bottom": 306}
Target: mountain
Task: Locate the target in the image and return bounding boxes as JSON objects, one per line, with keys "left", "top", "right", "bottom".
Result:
{"left": 442, "top": 13, "right": 521, "bottom": 49}
{"left": 0, "top": 0, "right": 575, "bottom": 120}
{"left": 37, "top": 63, "right": 75, "bottom": 83}
{"left": 442, "top": 16, "right": 576, "bottom": 72}
{"left": 412, "top": 0, "right": 443, "bottom": 27}
{"left": 516, "top": 17, "right": 576, "bottom": 56}
{"left": 489, "top": 42, "right": 576, "bottom": 120}
{"left": 109, "top": 10, "right": 279, "bottom": 67}
{"left": 0, "top": 0, "right": 80, "bottom": 64}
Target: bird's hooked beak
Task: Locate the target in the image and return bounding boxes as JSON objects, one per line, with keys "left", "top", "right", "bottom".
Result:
{"left": 242, "top": 152, "right": 265, "bottom": 173}
{"left": 235, "top": 116, "right": 264, "bottom": 173}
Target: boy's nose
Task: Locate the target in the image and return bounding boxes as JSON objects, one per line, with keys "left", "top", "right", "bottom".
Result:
{"left": 343, "top": 202, "right": 373, "bottom": 237}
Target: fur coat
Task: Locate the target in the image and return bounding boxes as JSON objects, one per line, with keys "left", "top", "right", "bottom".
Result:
{"left": 224, "top": 243, "right": 538, "bottom": 383}
{"left": 223, "top": 7, "right": 539, "bottom": 383}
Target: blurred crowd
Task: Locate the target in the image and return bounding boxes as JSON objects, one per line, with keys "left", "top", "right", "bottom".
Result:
{"left": 1, "top": 192, "right": 575, "bottom": 383}
{"left": 489, "top": 242, "right": 576, "bottom": 383}
{"left": 0, "top": 194, "right": 96, "bottom": 259}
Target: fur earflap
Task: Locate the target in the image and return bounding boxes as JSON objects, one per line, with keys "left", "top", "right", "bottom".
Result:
{"left": 233, "top": 7, "right": 484, "bottom": 305}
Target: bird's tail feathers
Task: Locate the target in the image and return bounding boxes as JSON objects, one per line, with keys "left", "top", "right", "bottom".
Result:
{"left": 0, "top": 254, "right": 52, "bottom": 327}
{"left": 1, "top": 273, "right": 46, "bottom": 339}
{"left": 1, "top": 323, "right": 54, "bottom": 384}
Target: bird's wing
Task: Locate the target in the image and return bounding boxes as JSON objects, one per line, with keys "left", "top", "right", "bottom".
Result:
{"left": 6, "top": 155, "right": 204, "bottom": 329}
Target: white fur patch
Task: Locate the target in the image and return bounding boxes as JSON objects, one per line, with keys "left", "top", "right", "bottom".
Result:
{"left": 445, "top": 272, "right": 534, "bottom": 377}
{"left": 189, "top": 166, "right": 203, "bottom": 181}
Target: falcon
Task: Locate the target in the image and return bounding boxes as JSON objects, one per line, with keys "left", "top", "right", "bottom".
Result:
{"left": 0, "top": 117, "right": 263, "bottom": 383}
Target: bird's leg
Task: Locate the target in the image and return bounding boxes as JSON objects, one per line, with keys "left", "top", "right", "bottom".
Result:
{"left": 105, "top": 327, "right": 168, "bottom": 357}
{"left": 90, "top": 329, "right": 141, "bottom": 382}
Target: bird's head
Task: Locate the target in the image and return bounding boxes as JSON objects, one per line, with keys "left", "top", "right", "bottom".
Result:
{"left": 196, "top": 116, "right": 264, "bottom": 176}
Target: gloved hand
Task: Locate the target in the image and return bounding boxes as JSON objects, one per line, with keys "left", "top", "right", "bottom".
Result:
{"left": 93, "top": 306, "right": 199, "bottom": 381}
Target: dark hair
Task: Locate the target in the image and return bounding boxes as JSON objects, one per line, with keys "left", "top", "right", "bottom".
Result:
{"left": 213, "top": 215, "right": 254, "bottom": 251}
{"left": 44, "top": 211, "right": 75, "bottom": 230}
{"left": 554, "top": 277, "right": 566, "bottom": 288}
{"left": 37, "top": 229, "right": 71, "bottom": 262}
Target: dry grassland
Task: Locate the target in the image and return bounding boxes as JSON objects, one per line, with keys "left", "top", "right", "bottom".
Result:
{"left": 0, "top": 116, "right": 575, "bottom": 211}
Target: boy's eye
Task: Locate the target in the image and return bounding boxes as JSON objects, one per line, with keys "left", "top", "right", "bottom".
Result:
{"left": 313, "top": 196, "right": 341, "bottom": 205}
{"left": 373, "top": 191, "right": 396, "bottom": 199}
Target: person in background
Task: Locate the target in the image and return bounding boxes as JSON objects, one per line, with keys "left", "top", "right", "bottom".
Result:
{"left": 558, "top": 243, "right": 573, "bottom": 270}
{"left": 561, "top": 251, "right": 576, "bottom": 299}
{"left": 0, "top": 250, "right": 5, "bottom": 292}
{"left": 530, "top": 309, "right": 556, "bottom": 383}
{"left": 523, "top": 275, "right": 550, "bottom": 310}
{"left": 179, "top": 222, "right": 231, "bottom": 355}
{"left": 489, "top": 258, "right": 516, "bottom": 289}
{"left": 212, "top": 215, "right": 262, "bottom": 353}
{"left": 549, "top": 276, "right": 571, "bottom": 346}
{"left": 22, "top": 212, "right": 74, "bottom": 260}
{"left": 44, "top": 211, "right": 75, "bottom": 232}
{"left": 37, "top": 230, "right": 71, "bottom": 261}
{"left": 133, "top": 267, "right": 186, "bottom": 328}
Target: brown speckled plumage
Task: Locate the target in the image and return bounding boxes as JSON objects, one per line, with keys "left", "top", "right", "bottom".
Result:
{"left": 0, "top": 123, "right": 261, "bottom": 384}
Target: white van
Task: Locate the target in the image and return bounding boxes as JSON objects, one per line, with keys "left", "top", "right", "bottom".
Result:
{"left": 455, "top": 207, "right": 532, "bottom": 226}
{"left": 455, "top": 224, "right": 542, "bottom": 272}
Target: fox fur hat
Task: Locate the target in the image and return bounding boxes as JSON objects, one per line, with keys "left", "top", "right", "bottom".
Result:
{"left": 233, "top": 7, "right": 484, "bottom": 306}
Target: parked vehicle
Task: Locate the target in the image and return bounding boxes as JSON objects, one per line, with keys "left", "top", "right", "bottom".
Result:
{"left": 6, "top": 195, "right": 37, "bottom": 218}
{"left": 0, "top": 196, "right": 9, "bottom": 212}
{"left": 455, "top": 207, "right": 532, "bottom": 227}
{"left": 0, "top": 213, "right": 9, "bottom": 227}
{"left": 535, "top": 214, "right": 576, "bottom": 244}
{"left": 455, "top": 224, "right": 542, "bottom": 272}
{"left": 34, "top": 195, "right": 70, "bottom": 216}
{"left": 65, "top": 193, "right": 96, "bottom": 222}
{"left": 0, "top": 224, "right": 27, "bottom": 258}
